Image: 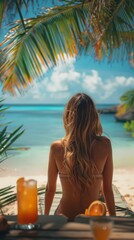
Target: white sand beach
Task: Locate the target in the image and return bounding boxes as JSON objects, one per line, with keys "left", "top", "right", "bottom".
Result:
{"left": 0, "top": 168, "right": 134, "bottom": 215}
{"left": 113, "top": 168, "right": 134, "bottom": 212}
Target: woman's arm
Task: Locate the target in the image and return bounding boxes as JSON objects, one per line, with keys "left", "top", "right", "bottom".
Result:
{"left": 44, "top": 143, "right": 58, "bottom": 215}
{"left": 102, "top": 139, "right": 116, "bottom": 216}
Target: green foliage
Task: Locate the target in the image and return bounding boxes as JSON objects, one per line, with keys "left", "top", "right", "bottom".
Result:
{"left": 0, "top": 185, "right": 46, "bottom": 214}
{"left": 0, "top": 99, "right": 49, "bottom": 213}
{"left": 120, "top": 89, "right": 134, "bottom": 138}
{"left": 124, "top": 120, "right": 134, "bottom": 138}
{"left": 0, "top": 186, "right": 15, "bottom": 214}
{"left": 121, "top": 89, "right": 134, "bottom": 110}
{"left": 0, "top": 99, "right": 24, "bottom": 163}
{"left": 0, "top": 98, "right": 25, "bottom": 212}
{"left": 0, "top": 0, "right": 134, "bottom": 94}
{"left": 0, "top": 0, "right": 38, "bottom": 27}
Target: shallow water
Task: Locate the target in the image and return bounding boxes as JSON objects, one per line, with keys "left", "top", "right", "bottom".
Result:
{"left": 1, "top": 104, "right": 134, "bottom": 177}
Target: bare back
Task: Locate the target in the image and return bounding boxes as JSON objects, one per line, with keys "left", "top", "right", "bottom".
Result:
{"left": 51, "top": 136, "right": 112, "bottom": 218}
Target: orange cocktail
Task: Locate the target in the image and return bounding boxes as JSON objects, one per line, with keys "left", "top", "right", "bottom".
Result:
{"left": 17, "top": 178, "right": 38, "bottom": 225}
{"left": 90, "top": 218, "right": 113, "bottom": 240}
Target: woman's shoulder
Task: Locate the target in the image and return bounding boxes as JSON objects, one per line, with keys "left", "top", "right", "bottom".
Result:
{"left": 96, "top": 136, "right": 111, "bottom": 145}
{"left": 50, "top": 139, "right": 64, "bottom": 152}
{"left": 50, "top": 140, "right": 65, "bottom": 160}
{"left": 94, "top": 136, "right": 112, "bottom": 154}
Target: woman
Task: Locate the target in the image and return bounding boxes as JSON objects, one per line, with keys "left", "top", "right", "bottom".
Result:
{"left": 44, "top": 93, "right": 116, "bottom": 219}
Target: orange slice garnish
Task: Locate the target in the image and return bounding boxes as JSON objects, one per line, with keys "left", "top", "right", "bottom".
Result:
{"left": 85, "top": 200, "right": 106, "bottom": 216}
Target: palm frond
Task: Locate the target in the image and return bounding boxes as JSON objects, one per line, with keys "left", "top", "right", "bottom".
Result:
{"left": 82, "top": 0, "right": 134, "bottom": 60}
{"left": 0, "top": 0, "right": 134, "bottom": 93}
{"left": 0, "top": 98, "right": 25, "bottom": 162}
{"left": 0, "top": 99, "right": 8, "bottom": 117}
{"left": 0, "top": 185, "right": 46, "bottom": 213}
{"left": 0, "top": 186, "right": 15, "bottom": 214}
{"left": 0, "top": 0, "right": 39, "bottom": 27}
{"left": 0, "top": 0, "right": 62, "bottom": 28}
{"left": 0, "top": 126, "right": 24, "bottom": 160}
{"left": 1, "top": 3, "right": 89, "bottom": 93}
{"left": 0, "top": 0, "right": 5, "bottom": 28}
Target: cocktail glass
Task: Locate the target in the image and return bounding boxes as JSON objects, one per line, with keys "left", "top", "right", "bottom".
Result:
{"left": 90, "top": 217, "right": 113, "bottom": 240}
{"left": 16, "top": 177, "right": 38, "bottom": 229}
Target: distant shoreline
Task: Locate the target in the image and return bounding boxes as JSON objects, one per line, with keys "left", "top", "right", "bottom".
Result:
{"left": 98, "top": 106, "right": 117, "bottom": 114}
{"left": 4, "top": 103, "right": 119, "bottom": 106}
{"left": 4, "top": 103, "right": 118, "bottom": 114}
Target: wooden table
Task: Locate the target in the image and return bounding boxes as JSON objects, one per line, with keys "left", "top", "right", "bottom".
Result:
{"left": 0, "top": 215, "right": 134, "bottom": 239}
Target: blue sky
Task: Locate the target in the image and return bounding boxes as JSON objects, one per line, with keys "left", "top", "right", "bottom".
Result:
{"left": 1, "top": 1, "right": 134, "bottom": 105}
{"left": 2, "top": 54, "right": 134, "bottom": 105}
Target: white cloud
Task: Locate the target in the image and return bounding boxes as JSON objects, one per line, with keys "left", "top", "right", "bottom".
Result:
{"left": 29, "top": 82, "right": 44, "bottom": 99}
{"left": 45, "top": 58, "right": 80, "bottom": 92}
{"left": 115, "top": 76, "right": 126, "bottom": 85}
{"left": 100, "top": 80, "right": 117, "bottom": 99}
{"left": 99, "top": 75, "right": 134, "bottom": 100}
{"left": 2, "top": 57, "right": 134, "bottom": 104}
{"left": 115, "top": 76, "right": 134, "bottom": 86}
{"left": 82, "top": 70, "right": 103, "bottom": 92}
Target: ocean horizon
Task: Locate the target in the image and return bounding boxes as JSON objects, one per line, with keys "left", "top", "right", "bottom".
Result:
{"left": 1, "top": 103, "right": 134, "bottom": 177}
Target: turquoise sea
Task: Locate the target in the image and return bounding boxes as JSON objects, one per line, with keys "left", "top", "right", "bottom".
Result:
{"left": 1, "top": 104, "right": 134, "bottom": 177}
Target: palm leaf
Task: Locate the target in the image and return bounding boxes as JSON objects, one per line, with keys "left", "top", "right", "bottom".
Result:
{"left": 0, "top": 98, "right": 25, "bottom": 163}
{"left": 0, "top": 99, "right": 8, "bottom": 116}
{"left": 0, "top": 185, "right": 46, "bottom": 213}
{"left": 0, "top": 0, "right": 39, "bottom": 27}
{"left": 0, "top": 0, "right": 5, "bottom": 28}
{"left": 0, "top": 126, "right": 24, "bottom": 159}
{"left": 0, "top": 184, "right": 62, "bottom": 213}
{"left": 0, "top": 0, "right": 134, "bottom": 93}
{"left": 0, "top": 186, "right": 15, "bottom": 214}
{"left": 1, "top": 3, "right": 88, "bottom": 93}
{"left": 0, "top": 0, "right": 61, "bottom": 28}
{"left": 81, "top": 0, "right": 134, "bottom": 60}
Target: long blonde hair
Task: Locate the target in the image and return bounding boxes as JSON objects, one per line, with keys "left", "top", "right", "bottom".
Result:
{"left": 63, "top": 93, "right": 102, "bottom": 191}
